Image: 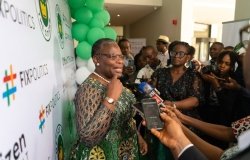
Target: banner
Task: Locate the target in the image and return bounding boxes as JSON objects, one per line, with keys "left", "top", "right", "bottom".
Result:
{"left": 0, "top": 0, "right": 77, "bottom": 159}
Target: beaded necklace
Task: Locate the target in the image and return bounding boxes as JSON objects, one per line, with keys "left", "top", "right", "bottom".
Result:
{"left": 93, "top": 72, "right": 110, "bottom": 84}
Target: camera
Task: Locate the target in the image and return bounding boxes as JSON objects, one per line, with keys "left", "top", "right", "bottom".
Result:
{"left": 201, "top": 65, "right": 219, "bottom": 75}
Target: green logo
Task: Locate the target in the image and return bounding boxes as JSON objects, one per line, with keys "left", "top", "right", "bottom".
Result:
{"left": 56, "top": 4, "right": 64, "bottom": 49}
{"left": 35, "top": 0, "right": 51, "bottom": 41}
{"left": 55, "top": 124, "right": 64, "bottom": 160}
{"left": 39, "top": 0, "right": 49, "bottom": 26}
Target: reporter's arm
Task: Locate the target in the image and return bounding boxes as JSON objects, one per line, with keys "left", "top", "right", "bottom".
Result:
{"left": 182, "top": 125, "right": 224, "bottom": 160}
{"left": 173, "top": 108, "right": 235, "bottom": 142}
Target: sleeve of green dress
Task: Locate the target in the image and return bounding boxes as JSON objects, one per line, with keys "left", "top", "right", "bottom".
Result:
{"left": 74, "top": 82, "right": 113, "bottom": 147}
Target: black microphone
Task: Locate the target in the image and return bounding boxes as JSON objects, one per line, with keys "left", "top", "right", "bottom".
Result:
{"left": 138, "top": 82, "right": 165, "bottom": 107}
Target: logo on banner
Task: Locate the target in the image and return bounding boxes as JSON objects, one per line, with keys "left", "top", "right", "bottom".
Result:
{"left": 2, "top": 65, "right": 17, "bottom": 106}
{"left": 39, "top": 105, "right": 46, "bottom": 133}
{"left": 0, "top": 0, "right": 35, "bottom": 29}
{"left": 0, "top": 133, "right": 29, "bottom": 160}
{"left": 38, "top": 91, "right": 60, "bottom": 133}
{"left": 56, "top": 4, "right": 64, "bottom": 49}
{"left": 35, "top": 0, "right": 51, "bottom": 41}
{"left": 55, "top": 124, "right": 64, "bottom": 160}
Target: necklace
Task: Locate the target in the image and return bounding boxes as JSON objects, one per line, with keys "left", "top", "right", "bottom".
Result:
{"left": 93, "top": 72, "right": 110, "bottom": 83}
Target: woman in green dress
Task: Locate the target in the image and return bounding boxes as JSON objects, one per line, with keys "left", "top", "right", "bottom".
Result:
{"left": 70, "top": 38, "right": 147, "bottom": 160}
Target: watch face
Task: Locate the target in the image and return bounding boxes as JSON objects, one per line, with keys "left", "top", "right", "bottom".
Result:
{"left": 106, "top": 97, "right": 114, "bottom": 104}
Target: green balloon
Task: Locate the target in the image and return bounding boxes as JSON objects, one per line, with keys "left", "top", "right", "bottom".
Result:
{"left": 89, "top": 17, "right": 104, "bottom": 28}
{"left": 68, "top": 0, "right": 85, "bottom": 9}
{"left": 94, "top": 10, "right": 110, "bottom": 25}
{"left": 103, "top": 27, "right": 117, "bottom": 40}
{"left": 72, "top": 23, "right": 89, "bottom": 42}
{"left": 87, "top": 27, "right": 105, "bottom": 45}
{"left": 86, "top": 0, "right": 104, "bottom": 12}
{"left": 74, "top": 7, "right": 93, "bottom": 24}
{"left": 76, "top": 41, "right": 92, "bottom": 60}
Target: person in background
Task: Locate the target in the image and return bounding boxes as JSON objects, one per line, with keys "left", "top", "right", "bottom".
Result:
{"left": 200, "top": 51, "right": 238, "bottom": 126}
{"left": 185, "top": 46, "right": 202, "bottom": 72}
{"left": 70, "top": 38, "right": 147, "bottom": 160}
{"left": 156, "top": 35, "right": 171, "bottom": 67}
{"left": 135, "top": 45, "right": 161, "bottom": 83}
{"left": 222, "top": 41, "right": 250, "bottom": 121}
{"left": 224, "top": 46, "right": 234, "bottom": 51}
{"left": 152, "top": 41, "right": 204, "bottom": 123}
{"left": 203, "top": 42, "right": 224, "bottom": 66}
{"left": 118, "top": 38, "right": 135, "bottom": 80}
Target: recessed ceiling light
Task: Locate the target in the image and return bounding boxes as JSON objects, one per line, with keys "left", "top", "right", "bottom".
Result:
{"left": 117, "top": 14, "right": 120, "bottom": 17}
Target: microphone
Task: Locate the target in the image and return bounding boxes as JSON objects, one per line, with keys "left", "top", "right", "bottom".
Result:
{"left": 138, "top": 82, "right": 165, "bottom": 107}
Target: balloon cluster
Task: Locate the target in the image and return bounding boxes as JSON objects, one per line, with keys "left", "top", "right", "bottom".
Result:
{"left": 69, "top": 0, "right": 117, "bottom": 84}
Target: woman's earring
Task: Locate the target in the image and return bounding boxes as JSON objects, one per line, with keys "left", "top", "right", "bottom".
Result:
{"left": 184, "top": 61, "right": 190, "bottom": 68}
{"left": 96, "top": 63, "right": 100, "bottom": 66}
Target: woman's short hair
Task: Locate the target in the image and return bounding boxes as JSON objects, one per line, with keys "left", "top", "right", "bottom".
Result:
{"left": 168, "top": 41, "right": 191, "bottom": 54}
{"left": 91, "top": 38, "right": 117, "bottom": 57}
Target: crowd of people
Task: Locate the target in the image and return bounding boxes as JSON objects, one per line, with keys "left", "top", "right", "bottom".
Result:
{"left": 70, "top": 29, "right": 250, "bottom": 160}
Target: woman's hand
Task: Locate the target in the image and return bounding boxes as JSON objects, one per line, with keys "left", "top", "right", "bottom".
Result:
{"left": 106, "top": 75, "right": 123, "bottom": 101}
{"left": 201, "top": 73, "right": 221, "bottom": 88}
{"left": 137, "top": 133, "right": 148, "bottom": 156}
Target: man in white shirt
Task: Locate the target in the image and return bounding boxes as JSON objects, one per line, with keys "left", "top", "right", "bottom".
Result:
{"left": 156, "top": 35, "right": 171, "bottom": 67}
{"left": 135, "top": 46, "right": 162, "bottom": 83}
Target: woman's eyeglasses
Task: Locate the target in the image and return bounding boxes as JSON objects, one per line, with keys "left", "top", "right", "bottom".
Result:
{"left": 170, "top": 51, "right": 188, "bottom": 58}
{"left": 99, "top": 53, "right": 124, "bottom": 61}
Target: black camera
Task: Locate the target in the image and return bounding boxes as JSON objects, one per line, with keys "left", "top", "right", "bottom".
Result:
{"left": 201, "top": 65, "right": 218, "bottom": 75}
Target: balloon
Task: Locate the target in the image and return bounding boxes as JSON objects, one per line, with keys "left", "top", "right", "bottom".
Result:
{"left": 87, "top": 27, "right": 105, "bottom": 45}
{"left": 86, "top": 0, "right": 104, "bottom": 12}
{"left": 74, "top": 7, "right": 93, "bottom": 24}
{"left": 103, "top": 27, "right": 117, "bottom": 40}
{"left": 94, "top": 10, "right": 110, "bottom": 25}
{"left": 75, "top": 67, "right": 91, "bottom": 84}
{"left": 76, "top": 56, "right": 88, "bottom": 68}
{"left": 70, "top": 8, "right": 76, "bottom": 19}
{"left": 68, "top": 0, "right": 85, "bottom": 9}
{"left": 87, "top": 58, "right": 95, "bottom": 72}
{"left": 67, "top": 86, "right": 77, "bottom": 100}
{"left": 88, "top": 17, "right": 104, "bottom": 28}
{"left": 76, "top": 41, "right": 92, "bottom": 60}
{"left": 72, "top": 23, "right": 89, "bottom": 41}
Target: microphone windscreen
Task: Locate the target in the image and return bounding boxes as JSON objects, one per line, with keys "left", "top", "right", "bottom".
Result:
{"left": 138, "top": 82, "right": 153, "bottom": 94}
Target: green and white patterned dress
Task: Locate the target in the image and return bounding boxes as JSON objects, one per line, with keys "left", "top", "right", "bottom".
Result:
{"left": 70, "top": 77, "right": 140, "bottom": 160}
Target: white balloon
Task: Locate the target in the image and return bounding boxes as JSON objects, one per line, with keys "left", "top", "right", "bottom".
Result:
{"left": 75, "top": 67, "right": 91, "bottom": 85}
{"left": 76, "top": 56, "right": 88, "bottom": 68}
{"left": 64, "top": 68, "right": 76, "bottom": 87}
{"left": 67, "top": 85, "right": 78, "bottom": 100}
{"left": 87, "top": 58, "right": 95, "bottom": 72}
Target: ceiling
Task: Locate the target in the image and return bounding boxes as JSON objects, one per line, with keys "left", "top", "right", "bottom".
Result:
{"left": 105, "top": 0, "right": 236, "bottom": 26}
{"left": 105, "top": 3, "right": 158, "bottom": 26}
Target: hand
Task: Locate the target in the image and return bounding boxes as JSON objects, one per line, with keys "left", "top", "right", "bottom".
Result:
{"left": 168, "top": 107, "right": 186, "bottom": 124}
{"left": 163, "top": 100, "right": 172, "bottom": 106}
{"left": 223, "top": 77, "right": 241, "bottom": 90}
{"left": 106, "top": 75, "right": 123, "bottom": 101}
{"left": 137, "top": 133, "right": 148, "bottom": 156}
{"left": 150, "top": 112, "right": 191, "bottom": 159}
{"left": 201, "top": 73, "right": 220, "bottom": 87}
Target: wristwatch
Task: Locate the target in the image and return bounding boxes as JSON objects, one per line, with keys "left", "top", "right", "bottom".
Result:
{"left": 105, "top": 97, "right": 116, "bottom": 105}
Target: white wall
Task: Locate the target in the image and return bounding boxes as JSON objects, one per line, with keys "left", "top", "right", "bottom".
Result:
{"left": 235, "top": 0, "right": 250, "bottom": 20}
{"left": 129, "top": 0, "right": 182, "bottom": 46}
{"left": 106, "top": 0, "right": 162, "bottom": 6}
